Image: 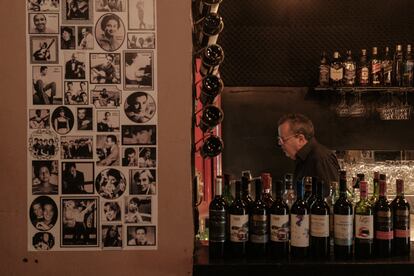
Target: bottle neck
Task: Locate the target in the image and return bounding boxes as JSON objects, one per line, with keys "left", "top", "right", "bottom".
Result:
{"left": 297, "top": 181, "right": 304, "bottom": 200}
{"left": 379, "top": 180, "right": 387, "bottom": 197}
{"left": 215, "top": 179, "right": 222, "bottom": 197}
{"left": 373, "top": 178, "right": 379, "bottom": 197}
{"left": 339, "top": 179, "right": 347, "bottom": 197}
{"left": 235, "top": 182, "right": 242, "bottom": 199}
{"left": 396, "top": 180, "right": 404, "bottom": 197}
{"left": 255, "top": 179, "right": 262, "bottom": 200}
{"left": 359, "top": 181, "right": 368, "bottom": 199}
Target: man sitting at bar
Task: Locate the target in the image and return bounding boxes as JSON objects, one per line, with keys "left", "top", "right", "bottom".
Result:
{"left": 277, "top": 113, "right": 340, "bottom": 195}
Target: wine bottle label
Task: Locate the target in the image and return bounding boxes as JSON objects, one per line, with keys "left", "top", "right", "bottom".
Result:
{"left": 382, "top": 61, "right": 393, "bottom": 73}
{"left": 334, "top": 214, "right": 353, "bottom": 246}
{"left": 209, "top": 210, "right": 227, "bottom": 242}
{"left": 360, "top": 67, "right": 369, "bottom": 84}
{"left": 290, "top": 214, "right": 309, "bottom": 247}
{"left": 319, "top": 65, "right": 330, "bottom": 84}
{"left": 250, "top": 214, "right": 269, "bottom": 243}
{"left": 310, "top": 214, "right": 329, "bottom": 237}
{"left": 375, "top": 210, "right": 393, "bottom": 240}
{"left": 330, "top": 67, "right": 343, "bottom": 81}
{"left": 230, "top": 214, "right": 248, "bottom": 242}
{"left": 344, "top": 68, "right": 356, "bottom": 81}
{"left": 355, "top": 214, "right": 374, "bottom": 240}
{"left": 270, "top": 214, "right": 289, "bottom": 242}
{"left": 394, "top": 209, "right": 410, "bottom": 238}
{"left": 372, "top": 62, "right": 382, "bottom": 74}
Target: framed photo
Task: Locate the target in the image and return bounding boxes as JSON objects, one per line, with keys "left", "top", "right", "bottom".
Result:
{"left": 124, "top": 196, "right": 152, "bottom": 223}
{"left": 30, "top": 36, "right": 59, "bottom": 64}
{"left": 29, "top": 109, "right": 50, "bottom": 129}
{"left": 62, "top": 0, "right": 93, "bottom": 24}
{"left": 121, "top": 147, "right": 138, "bottom": 167}
{"left": 27, "top": 0, "right": 60, "bottom": 12}
{"left": 138, "top": 147, "right": 156, "bottom": 168}
{"left": 32, "top": 232, "right": 55, "bottom": 251}
{"left": 96, "top": 134, "right": 120, "bottom": 166}
{"left": 126, "top": 225, "right": 156, "bottom": 246}
{"left": 102, "top": 201, "right": 122, "bottom": 222}
{"left": 127, "top": 32, "right": 155, "bottom": 49}
{"left": 95, "top": 13, "right": 125, "bottom": 51}
{"left": 28, "top": 129, "right": 59, "bottom": 159}
{"left": 76, "top": 107, "right": 93, "bottom": 131}
{"left": 60, "top": 136, "right": 93, "bottom": 159}
{"left": 29, "top": 196, "right": 58, "bottom": 231}
{"left": 97, "top": 110, "right": 120, "bottom": 132}
{"left": 31, "top": 160, "right": 59, "bottom": 195}
{"left": 127, "top": 0, "right": 155, "bottom": 30}
{"left": 64, "top": 81, "right": 88, "bottom": 105}
{"left": 121, "top": 125, "right": 156, "bottom": 145}
{"left": 123, "top": 51, "right": 153, "bottom": 90}
{"left": 64, "top": 51, "right": 86, "bottom": 80}
{"left": 90, "top": 53, "right": 121, "bottom": 84}
{"left": 129, "top": 169, "right": 156, "bottom": 195}
{"left": 76, "top": 26, "right": 94, "bottom": 50}
{"left": 62, "top": 161, "right": 95, "bottom": 194}
{"left": 95, "top": 0, "right": 125, "bottom": 12}
{"left": 95, "top": 168, "right": 126, "bottom": 199}
{"left": 91, "top": 85, "right": 121, "bottom": 108}
{"left": 61, "top": 26, "right": 76, "bottom": 50}
{"left": 51, "top": 106, "right": 75, "bottom": 135}
{"left": 124, "top": 91, "right": 156, "bottom": 123}
{"left": 32, "top": 65, "right": 63, "bottom": 105}
{"left": 28, "top": 13, "right": 59, "bottom": 34}
{"left": 61, "top": 197, "right": 99, "bottom": 247}
{"left": 102, "top": 225, "right": 123, "bottom": 249}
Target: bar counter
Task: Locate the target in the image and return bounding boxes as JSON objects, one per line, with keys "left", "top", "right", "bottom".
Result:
{"left": 193, "top": 243, "right": 414, "bottom": 276}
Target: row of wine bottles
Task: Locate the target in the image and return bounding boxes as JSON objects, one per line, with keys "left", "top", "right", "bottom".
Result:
{"left": 318, "top": 44, "right": 414, "bottom": 88}
{"left": 208, "top": 171, "right": 411, "bottom": 260}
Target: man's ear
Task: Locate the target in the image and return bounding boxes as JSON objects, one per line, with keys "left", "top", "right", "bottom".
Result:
{"left": 297, "top": 133, "right": 307, "bottom": 143}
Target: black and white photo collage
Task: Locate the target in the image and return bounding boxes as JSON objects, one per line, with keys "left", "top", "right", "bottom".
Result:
{"left": 26, "top": 0, "right": 157, "bottom": 251}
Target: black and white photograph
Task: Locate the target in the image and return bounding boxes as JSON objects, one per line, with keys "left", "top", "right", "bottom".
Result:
{"left": 122, "top": 147, "right": 138, "bottom": 167}
{"left": 64, "top": 81, "right": 88, "bottom": 105}
{"left": 60, "top": 136, "right": 93, "bottom": 159}
{"left": 125, "top": 196, "right": 152, "bottom": 223}
{"left": 61, "top": 197, "right": 98, "bottom": 247}
{"left": 32, "top": 160, "right": 59, "bottom": 195}
{"left": 96, "top": 134, "right": 120, "bottom": 166}
{"left": 29, "top": 13, "right": 59, "bottom": 34}
{"left": 28, "top": 0, "right": 60, "bottom": 12}
{"left": 29, "top": 129, "right": 59, "bottom": 159}
{"left": 29, "top": 196, "right": 58, "bottom": 231}
{"left": 62, "top": 0, "right": 93, "bottom": 24}
{"left": 64, "top": 52, "right": 86, "bottom": 79}
{"left": 127, "top": 225, "right": 156, "bottom": 246}
{"left": 102, "top": 201, "right": 121, "bottom": 222}
{"left": 102, "top": 225, "right": 122, "bottom": 249}
{"left": 122, "top": 125, "right": 156, "bottom": 145}
{"left": 127, "top": 32, "right": 155, "bottom": 49}
{"left": 91, "top": 85, "right": 121, "bottom": 108}
{"left": 32, "top": 65, "right": 63, "bottom": 105}
{"left": 95, "top": 168, "right": 126, "bottom": 199}
{"left": 77, "top": 107, "right": 93, "bottom": 131}
{"left": 77, "top": 26, "right": 94, "bottom": 49}
{"left": 127, "top": 0, "right": 155, "bottom": 30}
{"left": 124, "top": 91, "right": 156, "bottom": 123}
{"left": 138, "top": 147, "right": 156, "bottom": 168}
{"left": 32, "top": 232, "right": 55, "bottom": 251}
{"left": 51, "top": 106, "right": 75, "bottom": 135}
{"left": 97, "top": 110, "right": 120, "bottom": 132}
{"left": 90, "top": 53, "right": 121, "bottom": 84}
{"left": 95, "top": 0, "right": 125, "bottom": 12}
{"left": 124, "top": 51, "right": 153, "bottom": 90}
{"left": 130, "top": 169, "right": 156, "bottom": 195}
{"left": 29, "top": 109, "right": 50, "bottom": 129}
{"left": 95, "top": 13, "right": 125, "bottom": 51}
{"left": 30, "top": 36, "right": 59, "bottom": 64}
{"left": 62, "top": 161, "right": 94, "bottom": 194}
{"left": 61, "top": 26, "right": 76, "bottom": 49}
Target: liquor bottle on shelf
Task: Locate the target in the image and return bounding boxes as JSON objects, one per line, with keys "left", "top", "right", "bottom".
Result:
{"left": 394, "top": 44, "right": 404, "bottom": 87}
{"left": 290, "top": 179, "right": 310, "bottom": 258}
{"left": 283, "top": 173, "right": 296, "bottom": 210}
{"left": 382, "top": 46, "right": 393, "bottom": 86}
{"left": 334, "top": 170, "right": 353, "bottom": 260}
{"left": 354, "top": 181, "right": 374, "bottom": 259}
{"left": 403, "top": 44, "right": 414, "bottom": 87}
{"left": 303, "top": 176, "right": 313, "bottom": 203}
{"left": 343, "top": 50, "right": 356, "bottom": 86}
{"left": 222, "top": 174, "right": 234, "bottom": 206}
{"left": 307, "top": 176, "right": 318, "bottom": 209}
{"left": 199, "top": 13, "right": 224, "bottom": 48}
{"left": 374, "top": 174, "right": 393, "bottom": 258}
{"left": 269, "top": 180, "right": 290, "bottom": 259}
{"left": 209, "top": 177, "right": 228, "bottom": 259}
{"left": 371, "top": 47, "right": 383, "bottom": 86}
{"left": 326, "top": 181, "right": 338, "bottom": 246}
{"left": 369, "top": 171, "right": 380, "bottom": 205}
{"left": 358, "top": 49, "right": 370, "bottom": 86}
{"left": 261, "top": 173, "right": 274, "bottom": 209}
{"left": 199, "top": 0, "right": 223, "bottom": 19}
{"left": 330, "top": 51, "right": 344, "bottom": 87}
{"left": 248, "top": 178, "right": 269, "bottom": 258}
{"left": 310, "top": 180, "right": 330, "bottom": 259}
{"left": 241, "top": 175, "right": 254, "bottom": 208}
{"left": 229, "top": 180, "right": 249, "bottom": 258}
{"left": 199, "top": 44, "right": 224, "bottom": 77}
{"left": 319, "top": 51, "right": 330, "bottom": 87}
{"left": 200, "top": 74, "right": 223, "bottom": 105}
{"left": 391, "top": 179, "right": 411, "bottom": 256}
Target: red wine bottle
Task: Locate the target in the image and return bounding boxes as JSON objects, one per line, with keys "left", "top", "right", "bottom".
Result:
{"left": 303, "top": 176, "right": 313, "bottom": 203}
{"left": 199, "top": 105, "right": 224, "bottom": 133}
{"left": 374, "top": 174, "right": 393, "bottom": 257}
{"left": 290, "top": 179, "right": 310, "bottom": 258}
{"left": 200, "top": 135, "right": 223, "bottom": 158}
{"left": 241, "top": 175, "right": 254, "bottom": 209}
{"left": 391, "top": 179, "right": 410, "bottom": 256}
{"left": 199, "top": 13, "right": 223, "bottom": 48}
{"left": 269, "top": 180, "right": 290, "bottom": 259}
{"left": 261, "top": 173, "right": 274, "bottom": 209}
{"left": 209, "top": 177, "right": 228, "bottom": 259}
{"left": 200, "top": 74, "right": 223, "bottom": 105}
{"left": 334, "top": 170, "right": 353, "bottom": 260}
{"left": 354, "top": 181, "right": 374, "bottom": 259}
{"left": 307, "top": 176, "right": 318, "bottom": 209}
{"left": 310, "top": 180, "right": 330, "bottom": 259}
{"left": 229, "top": 180, "right": 249, "bottom": 258}
{"left": 199, "top": 44, "right": 224, "bottom": 77}
{"left": 248, "top": 178, "right": 269, "bottom": 258}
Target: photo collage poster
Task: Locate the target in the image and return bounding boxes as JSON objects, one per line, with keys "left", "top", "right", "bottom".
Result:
{"left": 26, "top": 0, "right": 158, "bottom": 251}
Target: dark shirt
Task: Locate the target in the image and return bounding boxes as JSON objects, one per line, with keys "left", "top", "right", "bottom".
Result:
{"left": 293, "top": 138, "right": 340, "bottom": 196}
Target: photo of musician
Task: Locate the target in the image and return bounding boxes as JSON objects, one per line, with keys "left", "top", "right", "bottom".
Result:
{"left": 127, "top": 33, "right": 155, "bottom": 49}
{"left": 95, "top": 168, "right": 126, "bottom": 199}
{"left": 29, "top": 13, "right": 59, "bottom": 34}
{"left": 62, "top": 162, "right": 94, "bottom": 194}
{"left": 138, "top": 147, "right": 156, "bottom": 168}
{"left": 127, "top": 226, "right": 156, "bottom": 246}
{"left": 28, "top": 0, "right": 60, "bottom": 12}
{"left": 30, "top": 196, "right": 58, "bottom": 231}
{"left": 96, "top": 134, "right": 120, "bottom": 166}
{"left": 64, "top": 52, "right": 86, "bottom": 79}
{"left": 130, "top": 169, "right": 156, "bottom": 195}
{"left": 91, "top": 86, "right": 121, "bottom": 108}
{"left": 32, "top": 232, "right": 55, "bottom": 251}
{"left": 96, "top": 0, "right": 124, "bottom": 12}
{"left": 90, "top": 53, "right": 120, "bottom": 84}
{"left": 125, "top": 196, "right": 151, "bottom": 223}
{"left": 102, "top": 202, "right": 121, "bottom": 222}
{"left": 122, "top": 125, "right": 156, "bottom": 145}
{"left": 124, "top": 91, "right": 156, "bottom": 123}
{"left": 127, "top": 0, "right": 155, "bottom": 30}
{"left": 31, "top": 36, "right": 58, "bottom": 64}
{"left": 29, "top": 109, "right": 50, "bottom": 129}
{"left": 122, "top": 147, "right": 138, "bottom": 167}
{"left": 65, "top": 0, "right": 90, "bottom": 21}
{"left": 51, "top": 106, "right": 74, "bottom": 135}
{"left": 60, "top": 136, "right": 93, "bottom": 159}
{"left": 29, "top": 130, "right": 59, "bottom": 159}
{"left": 124, "top": 51, "right": 152, "bottom": 89}
{"left": 102, "top": 225, "right": 122, "bottom": 248}
{"left": 77, "top": 26, "right": 94, "bottom": 49}
{"left": 64, "top": 81, "right": 88, "bottom": 105}
{"left": 77, "top": 107, "right": 93, "bottom": 131}
{"left": 33, "top": 66, "right": 63, "bottom": 105}
{"left": 61, "top": 26, "right": 76, "bottom": 49}
{"left": 97, "top": 110, "right": 119, "bottom": 132}
{"left": 95, "top": 13, "right": 125, "bottom": 51}
{"left": 32, "top": 160, "right": 59, "bottom": 195}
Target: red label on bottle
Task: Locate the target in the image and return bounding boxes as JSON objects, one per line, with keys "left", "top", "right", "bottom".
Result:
{"left": 395, "top": 229, "right": 410, "bottom": 238}
{"left": 375, "top": 230, "right": 393, "bottom": 240}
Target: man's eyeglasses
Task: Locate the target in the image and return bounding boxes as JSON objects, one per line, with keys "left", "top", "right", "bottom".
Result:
{"left": 277, "top": 134, "right": 298, "bottom": 145}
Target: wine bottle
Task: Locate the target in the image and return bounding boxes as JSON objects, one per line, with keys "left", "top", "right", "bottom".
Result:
{"left": 330, "top": 51, "right": 344, "bottom": 87}
{"left": 248, "top": 178, "right": 269, "bottom": 258}
{"left": 199, "top": 0, "right": 222, "bottom": 19}
{"left": 334, "top": 170, "right": 353, "bottom": 260}
{"left": 391, "top": 179, "right": 410, "bottom": 256}
{"left": 283, "top": 173, "right": 296, "bottom": 210}
{"left": 222, "top": 174, "right": 234, "bottom": 206}
{"left": 403, "top": 44, "right": 414, "bottom": 87}
{"left": 209, "top": 177, "right": 228, "bottom": 259}
{"left": 371, "top": 47, "right": 383, "bottom": 86}
{"left": 199, "top": 13, "right": 224, "bottom": 48}
{"left": 307, "top": 176, "right": 318, "bottom": 209}
{"left": 200, "top": 135, "right": 223, "bottom": 158}
{"left": 261, "top": 173, "right": 274, "bottom": 209}
{"left": 358, "top": 49, "right": 370, "bottom": 86}
{"left": 310, "top": 180, "right": 330, "bottom": 259}
{"left": 374, "top": 174, "right": 393, "bottom": 257}
{"left": 200, "top": 74, "right": 223, "bottom": 105}
{"left": 394, "top": 44, "right": 404, "bottom": 86}
{"left": 343, "top": 50, "right": 356, "bottom": 86}
{"left": 290, "top": 180, "right": 310, "bottom": 258}
{"left": 303, "top": 176, "right": 313, "bottom": 203}
{"left": 199, "top": 105, "right": 224, "bottom": 132}
{"left": 241, "top": 175, "right": 254, "bottom": 209}
{"left": 369, "top": 171, "right": 380, "bottom": 205}
{"left": 354, "top": 181, "right": 374, "bottom": 259}
{"left": 382, "top": 47, "right": 393, "bottom": 86}
{"left": 319, "top": 51, "right": 330, "bottom": 87}
{"left": 326, "top": 181, "right": 338, "bottom": 246}
{"left": 229, "top": 180, "right": 249, "bottom": 258}
{"left": 200, "top": 44, "right": 224, "bottom": 77}
{"left": 269, "top": 180, "right": 290, "bottom": 259}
